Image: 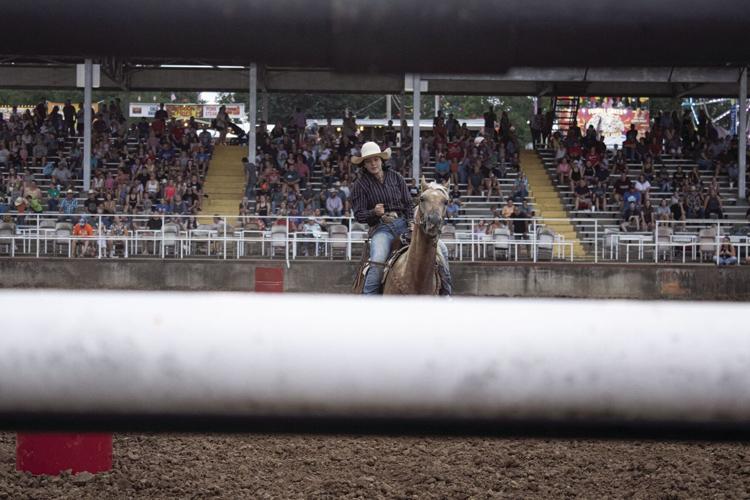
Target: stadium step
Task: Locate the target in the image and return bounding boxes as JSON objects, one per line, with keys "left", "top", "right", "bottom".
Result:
{"left": 521, "top": 150, "right": 588, "bottom": 259}
{"left": 201, "top": 145, "right": 246, "bottom": 222}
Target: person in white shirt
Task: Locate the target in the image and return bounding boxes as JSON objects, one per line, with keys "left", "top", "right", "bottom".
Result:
{"left": 633, "top": 174, "right": 651, "bottom": 202}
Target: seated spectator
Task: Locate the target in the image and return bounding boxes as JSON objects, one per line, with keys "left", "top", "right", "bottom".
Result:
{"left": 500, "top": 198, "right": 515, "bottom": 219}
{"left": 670, "top": 195, "right": 687, "bottom": 227}
{"left": 46, "top": 183, "right": 60, "bottom": 211}
{"left": 107, "top": 215, "right": 129, "bottom": 258}
{"left": 556, "top": 158, "right": 571, "bottom": 186}
{"left": 633, "top": 174, "right": 651, "bottom": 202}
{"left": 446, "top": 198, "right": 461, "bottom": 223}
{"left": 325, "top": 189, "right": 343, "bottom": 217}
{"left": 434, "top": 153, "right": 450, "bottom": 181}
{"left": 573, "top": 179, "right": 591, "bottom": 210}
{"left": 592, "top": 180, "right": 607, "bottom": 212}
{"left": 72, "top": 216, "right": 94, "bottom": 257}
{"left": 655, "top": 198, "right": 672, "bottom": 221}
{"left": 569, "top": 160, "right": 584, "bottom": 190}
{"left": 467, "top": 164, "right": 483, "bottom": 197}
{"left": 716, "top": 236, "right": 737, "bottom": 266}
{"left": 685, "top": 186, "right": 704, "bottom": 219}
{"left": 641, "top": 199, "right": 656, "bottom": 232}
{"left": 672, "top": 166, "right": 686, "bottom": 192}
{"left": 612, "top": 173, "right": 631, "bottom": 205}
{"left": 620, "top": 200, "right": 641, "bottom": 232}
{"left": 483, "top": 173, "right": 502, "bottom": 202}
{"left": 510, "top": 206, "right": 529, "bottom": 248}
{"left": 654, "top": 168, "right": 672, "bottom": 193}
{"left": 703, "top": 188, "right": 723, "bottom": 219}
{"left": 511, "top": 172, "right": 528, "bottom": 202}
{"left": 282, "top": 161, "right": 301, "bottom": 195}
{"left": 59, "top": 189, "right": 78, "bottom": 216}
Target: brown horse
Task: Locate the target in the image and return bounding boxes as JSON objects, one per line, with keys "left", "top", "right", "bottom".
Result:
{"left": 382, "top": 178, "right": 450, "bottom": 295}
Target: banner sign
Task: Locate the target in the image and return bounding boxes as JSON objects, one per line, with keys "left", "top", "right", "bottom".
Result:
{"left": 576, "top": 108, "right": 650, "bottom": 147}
{"left": 129, "top": 103, "right": 245, "bottom": 120}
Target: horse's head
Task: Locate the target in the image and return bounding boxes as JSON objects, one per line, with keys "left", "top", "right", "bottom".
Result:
{"left": 416, "top": 176, "right": 450, "bottom": 238}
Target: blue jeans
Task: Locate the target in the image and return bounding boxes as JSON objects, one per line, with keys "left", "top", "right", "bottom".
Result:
{"left": 717, "top": 255, "right": 737, "bottom": 266}
{"left": 363, "top": 218, "right": 452, "bottom": 295}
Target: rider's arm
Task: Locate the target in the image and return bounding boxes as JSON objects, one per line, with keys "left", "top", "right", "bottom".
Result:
{"left": 350, "top": 183, "right": 380, "bottom": 226}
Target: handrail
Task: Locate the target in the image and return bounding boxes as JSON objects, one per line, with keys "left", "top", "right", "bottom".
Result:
{"left": 1, "top": 212, "right": 748, "bottom": 265}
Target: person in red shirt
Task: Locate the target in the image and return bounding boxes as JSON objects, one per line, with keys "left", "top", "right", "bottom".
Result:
{"left": 151, "top": 117, "right": 165, "bottom": 138}
{"left": 72, "top": 217, "right": 95, "bottom": 257}
{"left": 446, "top": 141, "right": 463, "bottom": 162}
{"left": 586, "top": 147, "right": 601, "bottom": 169}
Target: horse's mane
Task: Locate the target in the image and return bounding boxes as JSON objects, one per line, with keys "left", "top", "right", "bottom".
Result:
{"left": 423, "top": 182, "right": 450, "bottom": 198}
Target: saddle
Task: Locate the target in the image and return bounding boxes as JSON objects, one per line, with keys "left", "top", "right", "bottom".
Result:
{"left": 351, "top": 236, "right": 444, "bottom": 295}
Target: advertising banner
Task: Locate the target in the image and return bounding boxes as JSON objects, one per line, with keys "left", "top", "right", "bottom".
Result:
{"left": 129, "top": 103, "right": 245, "bottom": 120}
{"left": 202, "top": 104, "right": 245, "bottom": 119}
{"left": 577, "top": 108, "right": 650, "bottom": 147}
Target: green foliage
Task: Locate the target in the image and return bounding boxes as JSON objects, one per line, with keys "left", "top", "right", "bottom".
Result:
{"left": 0, "top": 90, "right": 202, "bottom": 106}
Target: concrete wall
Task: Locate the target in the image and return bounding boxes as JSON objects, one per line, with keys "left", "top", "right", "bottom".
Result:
{"left": 1, "top": 259, "right": 749, "bottom": 300}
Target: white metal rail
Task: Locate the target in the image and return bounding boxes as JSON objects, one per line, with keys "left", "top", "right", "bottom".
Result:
{"left": 0, "top": 290, "right": 748, "bottom": 438}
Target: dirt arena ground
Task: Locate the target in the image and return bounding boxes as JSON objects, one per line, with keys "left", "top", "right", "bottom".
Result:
{"left": 1, "top": 433, "right": 749, "bottom": 499}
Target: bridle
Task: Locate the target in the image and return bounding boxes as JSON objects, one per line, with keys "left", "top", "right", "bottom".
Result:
{"left": 415, "top": 183, "right": 450, "bottom": 238}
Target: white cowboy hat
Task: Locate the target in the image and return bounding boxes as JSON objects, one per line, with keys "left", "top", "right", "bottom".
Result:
{"left": 14, "top": 197, "right": 24, "bottom": 206}
{"left": 351, "top": 142, "right": 391, "bottom": 165}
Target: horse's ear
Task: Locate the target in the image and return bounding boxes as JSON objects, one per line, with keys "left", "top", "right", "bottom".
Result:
{"left": 420, "top": 176, "right": 429, "bottom": 192}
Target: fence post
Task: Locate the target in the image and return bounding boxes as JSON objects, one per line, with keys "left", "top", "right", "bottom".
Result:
{"left": 716, "top": 220, "right": 721, "bottom": 263}
{"left": 35, "top": 213, "right": 40, "bottom": 258}
{"left": 223, "top": 216, "right": 227, "bottom": 260}
{"left": 654, "top": 220, "right": 659, "bottom": 263}
{"left": 285, "top": 216, "right": 290, "bottom": 268}
{"left": 593, "top": 219, "right": 598, "bottom": 264}
{"left": 470, "top": 218, "right": 475, "bottom": 262}
{"left": 532, "top": 219, "right": 537, "bottom": 263}
{"left": 161, "top": 214, "right": 165, "bottom": 258}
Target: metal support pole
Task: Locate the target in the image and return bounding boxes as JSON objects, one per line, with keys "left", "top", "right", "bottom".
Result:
{"left": 739, "top": 66, "right": 747, "bottom": 200}
{"left": 434, "top": 95, "right": 440, "bottom": 117}
{"left": 261, "top": 91, "right": 269, "bottom": 123}
{"left": 248, "top": 63, "right": 257, "bottom": 162}
{"left": 386, "top": 94, "right": 392, "bottom": 121}
{"left": 83, "top": 59, "right": 93, "bottom": 192}
{"left": 411, "top": 74, "right": 421, "bottom": 180}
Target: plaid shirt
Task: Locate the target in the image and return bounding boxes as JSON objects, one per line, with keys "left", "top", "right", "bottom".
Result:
{"left": 350, "top": 168, "right": 413, "bottom": 227}
{"left": 59, "top": 197, "right": 78, "bottom": 214}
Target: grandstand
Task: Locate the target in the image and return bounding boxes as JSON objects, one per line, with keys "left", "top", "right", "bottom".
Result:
{"left": 0, "top": 98, "right": 747, "bottom": 265}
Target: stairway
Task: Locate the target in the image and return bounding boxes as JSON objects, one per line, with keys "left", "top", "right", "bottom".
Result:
{"left": 521, "top": 150, "right": 588, "bottom": 259}
{"left": 552, "top": 96, "right": 580, "bottom": 135}
{"left": 201, "top": 145, "right": 246, "bottom": 221}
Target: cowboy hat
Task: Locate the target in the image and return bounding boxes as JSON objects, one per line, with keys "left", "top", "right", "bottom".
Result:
{"left": 14, "top": 197, "right": 24, "bottom": 206}
{"left": 351, "top": 142, "right": 391, "bottom": 165}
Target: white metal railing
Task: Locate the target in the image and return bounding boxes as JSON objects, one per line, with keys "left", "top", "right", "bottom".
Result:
{"left": 1, "top": 290, "right": 749, "bottom": 437}
{"left": 0, "top": 212, "right": 747, "bottom": 265}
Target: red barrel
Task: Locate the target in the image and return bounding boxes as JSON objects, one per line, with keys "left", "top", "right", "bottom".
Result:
{"left": 16, "top": 433, "right": 113, "bottom": 475}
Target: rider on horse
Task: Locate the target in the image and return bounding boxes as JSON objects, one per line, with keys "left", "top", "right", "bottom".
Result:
{"left": 350, "top": 142, "right": 452, "bottom": 295}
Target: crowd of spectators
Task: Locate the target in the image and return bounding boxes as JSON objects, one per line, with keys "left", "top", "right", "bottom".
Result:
{"left": 0, "top": 99, "right": 215, "bottom": 240}
{"left": 546, "top": 108, "right": 746, "bottom": 232}
{"left": 240, "top": 105, "right": 527, "bottom": 236}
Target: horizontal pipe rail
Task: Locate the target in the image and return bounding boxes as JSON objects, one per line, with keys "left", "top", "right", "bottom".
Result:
{"left": 0, "top": 1, "right": 748, "bottom": 71}
{"left": 0, "top": 290, "right": 749, "bottom": 439}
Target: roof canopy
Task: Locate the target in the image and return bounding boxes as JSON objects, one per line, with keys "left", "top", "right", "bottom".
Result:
{"left": 1, "top": 0, "right": 748, "bottom": 72}
{"left": 0, "top": 64, "right": 743, "bottom": 97}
